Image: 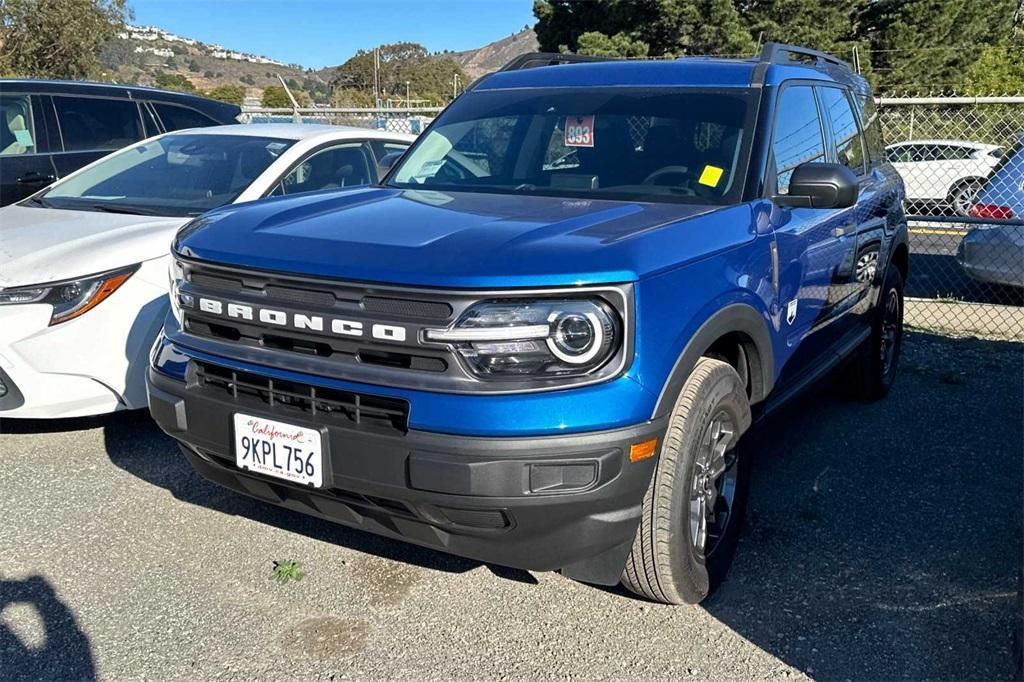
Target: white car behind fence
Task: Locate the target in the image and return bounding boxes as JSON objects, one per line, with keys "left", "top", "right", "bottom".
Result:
{"left": 885, "top": 139, "right": 1003, "bottom": 215}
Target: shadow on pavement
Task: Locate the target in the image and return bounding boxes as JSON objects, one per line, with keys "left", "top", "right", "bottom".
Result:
{"left": 98, "top": 410, "right": 484, "bottom": 578}
{"left": 705, "top": 331, "right": 1023, "bottom": 680}
{"left": 92, "top": 331, "right": 1021, "bottom": 678}
{"left": 0, "top": 575, "right": 95, "bottom": 681}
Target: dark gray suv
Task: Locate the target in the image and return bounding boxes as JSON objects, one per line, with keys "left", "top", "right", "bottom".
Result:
{"left": 0, "top": 79, "right": 240, "bottom": 205}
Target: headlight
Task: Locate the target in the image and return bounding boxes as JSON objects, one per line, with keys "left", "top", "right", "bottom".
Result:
{"left": 0, "top": 265, "right": 138, "bottom": 325}
{"left": 168, "top": 257, "right": 189, "bottom": 325}
{"left": 425, "top": 298, "right": 621, "bottom": 379}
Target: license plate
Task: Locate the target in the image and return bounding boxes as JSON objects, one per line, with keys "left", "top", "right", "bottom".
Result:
{"left": 233, "top": 413, "right": 324, "bottom": 487}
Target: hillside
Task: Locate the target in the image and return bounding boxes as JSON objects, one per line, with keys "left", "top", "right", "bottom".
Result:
{"left": 98, "top": 25, "right": 330, "bottom": 103}
{"left": 451, "top": 27, "right": 539, "bottom": 79}
{"left": 97, "top": 25, "right": 540, "bottom": 104}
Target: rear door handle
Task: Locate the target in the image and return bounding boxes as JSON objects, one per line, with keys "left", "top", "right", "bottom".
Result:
{"left": 16, "top": 171, "right": 55, "bottom": 185}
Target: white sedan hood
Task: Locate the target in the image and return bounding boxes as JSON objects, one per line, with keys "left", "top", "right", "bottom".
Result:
{"left": 0, "top": 204, "right": 188, "bottom": 288}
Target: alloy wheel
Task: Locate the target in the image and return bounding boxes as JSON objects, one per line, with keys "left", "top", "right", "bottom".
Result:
{"left": 689, "top": 410, "right": 739, "bottom": 558}
{"left": 879, "top": 287, "right": 901, "bottom": 376}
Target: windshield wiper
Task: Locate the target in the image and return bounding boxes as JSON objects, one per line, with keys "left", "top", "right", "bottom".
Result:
{"left": 24, "top": 195, "right": 55, "bottom": 209}
{"left": 80, "top": 203, "right": 165, "bottom": 216}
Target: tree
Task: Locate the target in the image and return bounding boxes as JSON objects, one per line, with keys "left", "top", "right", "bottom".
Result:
{"left": 960, "top": 41, "right": 1024, "bottom": 95}
{"left": 206, "top": 84, "right": 246, "bottom": 105}
{"left": 261, "top": 85, "right": 290, "bottom": 107}
{"left": 741, "top": 0, "right": 862, "bottom": 55}
{"left": 575, "top": 31, "right": 649, "bottom": 57}
{"left": 0, "top": 0, "right": 130, "bottom": 79}
{"left": 860, "top": 0, "right": 1019, "bottom": 92}
{"left": 153, "top": 72, "right": 197, "bottom": 93}
{"left": 330, "top": 42, "right": 467, "bottom": 104}
{"left": 533, "top": 0, "right": 1018, "bottom": 92}
{"left": 261, "top": 85, "right": 310, "bottom": 107}
{"left": 534, "top": 0, "right": 754, "bottom": 57}
{"left": 330, "top": 87, "right": 374, "bottom": 107}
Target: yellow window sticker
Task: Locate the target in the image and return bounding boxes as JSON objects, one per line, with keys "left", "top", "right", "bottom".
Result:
{"left": 698, "top": 165, "right": 724, "bottom": 187}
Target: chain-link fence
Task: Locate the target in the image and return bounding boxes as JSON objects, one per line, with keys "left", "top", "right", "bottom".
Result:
{"left": 239, "top": 106, "right": 443, "bottom": 135}
{"left": 878, "top": 95, "right": 1023, "bottom": 338}
{"left": 241, "top": 96, "right": 1023, "bottom": 339}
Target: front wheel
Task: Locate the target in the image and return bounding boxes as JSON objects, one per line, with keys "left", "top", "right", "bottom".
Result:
{"left": 621, "top": 358, "right": 752, "bottom": 604}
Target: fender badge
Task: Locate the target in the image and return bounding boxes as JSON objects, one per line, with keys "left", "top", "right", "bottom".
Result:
{"left": 787, "top": 299, "right": 798, "bottom": 325}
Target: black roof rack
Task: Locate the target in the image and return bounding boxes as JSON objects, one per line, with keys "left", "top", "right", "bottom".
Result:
{"left": 758, "top": 42, "right": 852, "bottom": 71}
{"left": 499, "top": 52, "right": 615, "bottom": 72}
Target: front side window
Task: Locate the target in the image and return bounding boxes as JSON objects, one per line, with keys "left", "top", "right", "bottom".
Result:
{"left": 772, "top": 85, "right": 826, "bottom": 194}
{"left": 53, "top": 96, "right": 143, "bottom": 151}
{"left": 389, "top": 87, "right": 756, "bottom": 204}
{"left": 153, "top": 103, "right": 220, "bottom": 131}
{"left": 37, "top": 134, "right": 292, "bottom": 216}
{"left": 819, "top": 86, "right": 866, "bottom": 175}
{"left": 0, "top": 94, "right": 36, "bottom": 156}
{"left": 272, "top": 142, "right": 376, "bottom": 196}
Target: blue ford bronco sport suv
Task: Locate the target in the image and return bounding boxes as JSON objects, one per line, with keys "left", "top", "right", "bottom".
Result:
{"left": 148, "top": 44, "right": 908, "bottom": 604}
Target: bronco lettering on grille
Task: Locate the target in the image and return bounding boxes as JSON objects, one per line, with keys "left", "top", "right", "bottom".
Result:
{"left": 195, "top": 297, "right": 407, "bottom": 342}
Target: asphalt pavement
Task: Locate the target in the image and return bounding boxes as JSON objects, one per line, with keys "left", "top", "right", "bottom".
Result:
{"left": 907, "top": 224, "right": 1022, "bottom": 306}
{"left": 1, "top": 331, "right": 1021, "bottom": 681}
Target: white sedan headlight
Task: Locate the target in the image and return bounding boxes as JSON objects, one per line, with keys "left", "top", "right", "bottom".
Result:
{"left": 0, "top": 265, "right": 138, "bottom": 326}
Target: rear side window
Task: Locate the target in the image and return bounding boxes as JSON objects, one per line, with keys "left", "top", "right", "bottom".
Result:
{"left": 855, "top": 94, "right": 885, "bottom": 164}
{"left": 54, "top": 96, "right": 143, "bottom": 152}
{"left": 819, "top": 87, "right": 867, "bottom": 175}
{"left": 772, "top": 85, "right": 826, "bottom": 194}
{"left": 0, "top": 93, "right": 37, "bottom": 156}
{"left": 153, "top": 103, "right": 220, "bottom": 131}
{"left": 271, "top": 142, "right": 377, "bottom": 196}
{"left": 936, "top": 145, "right": 974, "bottom": 161}
{"left": 369, "top": 139, "right": 410, "bottom": 161}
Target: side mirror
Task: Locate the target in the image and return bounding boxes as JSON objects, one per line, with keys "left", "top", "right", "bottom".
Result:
{"left": 774, "top": 162, "right": 859, "bottom": 209}
{"left": 378, "top": 150, "right": 404, "bottom": 173}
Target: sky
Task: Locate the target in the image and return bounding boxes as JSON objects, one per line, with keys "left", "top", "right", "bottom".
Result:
{"left": 129, "top": 0, "right": 536, "bottom": 69}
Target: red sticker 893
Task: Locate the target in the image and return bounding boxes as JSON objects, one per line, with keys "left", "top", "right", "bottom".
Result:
{"left": 564, "top": 115, "right": 595, "bottom": 147}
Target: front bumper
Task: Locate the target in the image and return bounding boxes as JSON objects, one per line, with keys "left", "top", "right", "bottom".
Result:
{"left": 148, "top": 367, "right": 664, "bottom": 583}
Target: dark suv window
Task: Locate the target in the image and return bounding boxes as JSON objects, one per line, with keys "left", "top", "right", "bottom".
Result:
{"left": 0, "top": 93, "right": 37, "bottom": 156}
{"left": 153, "top": 103, "right": 220, "bottom": 131}
{"left": 53, "top": 96, "right": 143, "bottom": 152}
{"left": 772, "top": 85, "right": 826, "bottom": 194}
{"left": 819, "top": 87, "right": 867, "bottom": 175}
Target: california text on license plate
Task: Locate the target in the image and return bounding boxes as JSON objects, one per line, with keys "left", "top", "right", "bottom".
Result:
{"left": 233, "top": 413, "right": 324, "bottom": 487}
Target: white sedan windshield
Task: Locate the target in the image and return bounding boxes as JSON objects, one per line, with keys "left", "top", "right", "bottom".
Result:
{"left": 39, "top": 134, "right": 293, "bottom": 217}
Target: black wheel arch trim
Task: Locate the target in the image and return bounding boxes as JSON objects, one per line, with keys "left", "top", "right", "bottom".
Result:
{"left": 651, "top": 303, "right": 774, "bottom": 419}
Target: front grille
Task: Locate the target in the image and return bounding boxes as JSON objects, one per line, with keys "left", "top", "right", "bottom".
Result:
{"left": 192, "top": 361, "right": 409, "bottom": 434}
{"left": 180, "top": 261, "right": 456, "bottom": 375}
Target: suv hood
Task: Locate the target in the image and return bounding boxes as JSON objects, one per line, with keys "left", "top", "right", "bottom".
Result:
{"left": 178, "top": 187, "right": 734, "bottom": 288}
{"left": 0, "top": 204, "right": 187, "bottom": 288}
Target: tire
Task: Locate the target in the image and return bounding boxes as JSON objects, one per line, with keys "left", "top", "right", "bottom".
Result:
{"left": 949, "top": 179, "right": 983, "bottom": 217}
{"left": 621, "top": 357, "right": 752, "bottom": 604}
{"left": 852, "top": 264, "right": 904, "bottom": 401}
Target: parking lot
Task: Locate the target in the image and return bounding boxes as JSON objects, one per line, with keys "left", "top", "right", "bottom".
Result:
{"left": 1, "top": 330, "right": 1020, "bottom": 681}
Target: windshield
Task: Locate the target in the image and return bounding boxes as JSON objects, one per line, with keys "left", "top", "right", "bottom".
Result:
{"left": 389, "top": 87, "right": 756, "bottom": 204}
{"left": 37, "top": 134, "right": 293, "bottom": 217}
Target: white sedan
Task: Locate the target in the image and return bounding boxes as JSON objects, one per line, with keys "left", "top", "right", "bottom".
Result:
{"left": 885, "top": 139, "right": 1003, "bottom": 215}
{"left": 0, "top": 124, "right": 413, "bottom": 418}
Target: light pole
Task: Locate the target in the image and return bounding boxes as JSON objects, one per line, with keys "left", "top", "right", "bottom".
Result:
{"left": 406, "top": 81, "right": 410, "bottom": 108}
